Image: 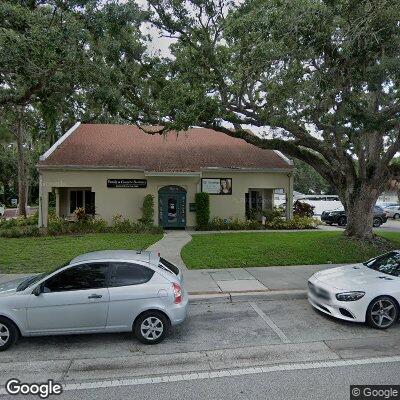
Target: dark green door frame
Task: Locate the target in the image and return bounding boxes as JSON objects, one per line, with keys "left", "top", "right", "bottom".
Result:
{"left": 158, "top": 185, "right": 187, "bottom": 228}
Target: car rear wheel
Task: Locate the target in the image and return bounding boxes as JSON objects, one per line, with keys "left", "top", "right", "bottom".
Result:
{"left": 373, "top": 217, "right": 382, "bottom": 227}
{"left": 394, "top": 213, "right": 400, "bottom": 220}
{"left": 367, "top": 296, "right": 399, "bottom": 329}
{"left": 0, "top": 317, "right": 18, "bottom": 351}
{"left": 337, "top": 216, "right": 347, "bottom": 226}
{"left": 134, "top": 311, "right": 170, "bottom": 345}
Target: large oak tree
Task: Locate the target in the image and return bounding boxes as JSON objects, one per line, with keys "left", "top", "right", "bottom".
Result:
{"left": 139, "top": 0, "right": 400, "bottom": 241}
{"left": 0, "top": 0, "right": 146, "bottom": 216}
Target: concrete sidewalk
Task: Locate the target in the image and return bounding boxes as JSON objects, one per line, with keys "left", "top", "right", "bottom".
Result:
{"left": 146, "top": 230, "right": 192, "bottom": 270}
{"left": 183, "top": 263, "right": 339, "bottom": 297}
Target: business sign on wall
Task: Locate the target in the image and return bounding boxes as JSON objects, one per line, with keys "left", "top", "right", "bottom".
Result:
{"left": 201, "top": 178, "right": 232, "bottom": 195}
{"left": 107, "top": 179, "right": 147, "bottom": 188}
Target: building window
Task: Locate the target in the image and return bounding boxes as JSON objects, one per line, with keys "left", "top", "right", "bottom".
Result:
{"left": 70, "top": 190, "right": 83, "bottom": 214}
{"left": 250, "top": 190, "right": 263, "bottom": 210}
{"left": 69, "top": 190, "right": 95, "bottom": 215}
{"left": 84, "top": 190, "right": 96, "bottom": 215}
{"left": 245, "top": 190, "right": 265, "bottom": 220}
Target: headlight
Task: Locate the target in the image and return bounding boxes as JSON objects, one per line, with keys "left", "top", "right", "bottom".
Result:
{"left": 335, "top": 291, "right": 365, "bottom": 301}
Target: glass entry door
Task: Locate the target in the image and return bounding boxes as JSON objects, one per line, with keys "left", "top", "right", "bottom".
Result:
{"left": 158, "top": 186, "right": 187, "bottom": 228}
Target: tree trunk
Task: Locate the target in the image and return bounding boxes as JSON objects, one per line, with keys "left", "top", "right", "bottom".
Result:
{"left": 343, "top": 187, "right": 378, "bottom": 241}
{"left": 2, "top": 180, "right": 7, "bottom": 205}
{"left": 15, "top": 117, "right": 27, "bottom": 218}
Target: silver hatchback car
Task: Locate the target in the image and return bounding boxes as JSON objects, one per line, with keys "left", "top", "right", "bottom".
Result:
{"left": 0, "top": 250, "right": 188, "bottom": 351}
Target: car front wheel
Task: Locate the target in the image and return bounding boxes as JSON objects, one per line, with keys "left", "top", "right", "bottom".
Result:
{"left": 134, "top": 311, "right": 170, "bottom": 345}
{"left": 394, "top": 213, "right": 400, "bottom": 220}
{"left": 367, "top": 296, "right": 399, "bottom": 329}
{"left": 373, "top": 217, "right": 382, "bottom": 227}
{"left": 0, "top": 317, "right": 18, "bottom": 351}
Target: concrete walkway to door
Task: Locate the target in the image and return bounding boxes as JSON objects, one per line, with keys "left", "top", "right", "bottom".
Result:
{"left": 146, "top": 231, "right": 192, "bottom": 270}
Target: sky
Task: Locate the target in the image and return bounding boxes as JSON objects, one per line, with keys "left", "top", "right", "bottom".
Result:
{"left": 136, "top": 0, "right": 175, "bottom": 56}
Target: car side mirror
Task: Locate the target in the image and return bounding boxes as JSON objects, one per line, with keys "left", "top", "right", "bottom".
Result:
{"left": 32, "top": 284, "right": 43, "bottom": 296}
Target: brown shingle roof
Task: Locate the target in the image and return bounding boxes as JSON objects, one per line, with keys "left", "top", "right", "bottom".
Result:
{"left": 39, "top": 124, "right": 292, "bottom": 172}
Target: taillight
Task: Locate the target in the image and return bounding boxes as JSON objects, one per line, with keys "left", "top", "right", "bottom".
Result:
{"left": 172, "top": 282, "right": 182, "bottom": 304}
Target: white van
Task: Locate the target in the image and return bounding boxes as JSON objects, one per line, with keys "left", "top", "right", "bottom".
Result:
{"left": 296, "top": 195, "right": 342, "bottom": 216}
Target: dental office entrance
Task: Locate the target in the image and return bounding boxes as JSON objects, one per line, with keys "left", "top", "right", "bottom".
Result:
{"left": 158, "top": 186, "right": 187, "bottom": 229}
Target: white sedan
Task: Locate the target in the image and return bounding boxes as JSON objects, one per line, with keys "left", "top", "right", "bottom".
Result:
{"left": 0, "top": 203, "right": 4, "bottom": 217}
{"left": 308, "top": 251, "right": 400, "bottom": 329}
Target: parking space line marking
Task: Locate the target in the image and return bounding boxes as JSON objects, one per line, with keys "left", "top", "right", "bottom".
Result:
{"left": 249, "top": 302, "right": 291, "bottom": 343}
{"left": 1, "top": 355, "right": 398, "bottom": 395}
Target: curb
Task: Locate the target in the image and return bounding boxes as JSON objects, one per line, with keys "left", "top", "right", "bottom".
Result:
{"left": 188, "top": 289, "right": 307, "bottom": 304}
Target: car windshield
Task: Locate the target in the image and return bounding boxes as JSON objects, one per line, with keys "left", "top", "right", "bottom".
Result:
{"left": 16, "top": 260, "right": 72, "bottom": 291}
{"left": 363, "top": 252, "right": 400, "bottom": 277}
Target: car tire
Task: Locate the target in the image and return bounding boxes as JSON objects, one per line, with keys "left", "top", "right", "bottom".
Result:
{"left": 373, "top": 217, "right": 382, "bottom": 228}
{"left": 337, "top": 216, "right": 347, "bottom": 227}
{"left": 0, "top": 317, "right": 19, "bottom": 351}
{"left": 394, "top": 214, "right": 400, "bottom": 220}
{"left": 134, "top": 311, "right": 170, "bottom": 345}
{"left": 366, "top": 296, "right": 399, "bottom": 329}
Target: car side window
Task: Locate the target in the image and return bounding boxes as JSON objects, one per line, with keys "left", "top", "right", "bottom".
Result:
{"left": 111, "top": 262, "right": 155, "bottom": 287}
{"left": 43, "top": 263, "right": 109, "bottom": 293}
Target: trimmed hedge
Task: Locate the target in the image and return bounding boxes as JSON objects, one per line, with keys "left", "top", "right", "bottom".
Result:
{"left": 139, "top": 194, "right": 155, "bottom": 225}
{"left": 206, "top": 217, "right": 262, "bottom": 231}
{"left": 195, "top": 215, "right": 319, "bottom": 231}
{"left": 0, "top": 214, "right": 163, "bottom": 238}
{"left": 195, "top": 192, "right": 210, "bottom": 229}
{"left": 266, "top": 215, "right": 319, "bottom": 230}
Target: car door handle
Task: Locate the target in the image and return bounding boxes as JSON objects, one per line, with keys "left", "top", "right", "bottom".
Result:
{"left": 88, "top": 294, "right": 102, "bottom": 299}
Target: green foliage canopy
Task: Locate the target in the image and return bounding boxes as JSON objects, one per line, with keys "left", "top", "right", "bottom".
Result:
{"left": 138, "top": 0, "right": 400, "bottom": 239}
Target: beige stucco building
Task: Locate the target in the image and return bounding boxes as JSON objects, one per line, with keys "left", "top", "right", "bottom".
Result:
{"left": 38, "top": 123, "right": 293, "bottom": 229}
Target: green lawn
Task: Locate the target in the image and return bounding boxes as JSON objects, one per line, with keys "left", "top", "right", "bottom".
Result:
{"left": 0, "top": 233, "right": 163, "bottom": 274}
{"left": 181, "top": 231, "right": 400, "bottom": 269}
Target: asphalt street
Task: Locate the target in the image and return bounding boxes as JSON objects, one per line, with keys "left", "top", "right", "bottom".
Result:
{"left": 31, "top": 362, "right": 400, "bottom": 400}
{"left": 1, "top": 297, "right": 400, "bottom": 399}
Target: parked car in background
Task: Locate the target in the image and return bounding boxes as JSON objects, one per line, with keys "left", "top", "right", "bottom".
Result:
{"left": 0, "top": 250, "right": 188, "bottom": 351}
{"left": 321, "top": 205, "right": 388, "bottom": 227}
{"left": 0, "top": 203, "right": 4, "bottom": 217}
{"left": 308, "top": 251, "right": 400, "bottom": 329}
{"left": 383, "top": 205, "right": 400, "bottom": 219}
